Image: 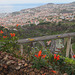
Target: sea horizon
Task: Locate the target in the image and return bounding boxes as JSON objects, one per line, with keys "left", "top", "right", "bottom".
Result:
{"left": 0, "top": 3, "right": 46, "bottom": 13}
{"left": 0, "top": 2, "right": 72, "bottom": 13}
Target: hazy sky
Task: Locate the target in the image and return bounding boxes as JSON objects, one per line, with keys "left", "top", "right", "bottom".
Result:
{"left": 0, "top": 0, "right": 75, "bottom": 4}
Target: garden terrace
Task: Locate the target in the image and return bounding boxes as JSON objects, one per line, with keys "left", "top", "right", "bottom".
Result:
{"left": 0, "top": 30, "right": 75, "bottom": 75}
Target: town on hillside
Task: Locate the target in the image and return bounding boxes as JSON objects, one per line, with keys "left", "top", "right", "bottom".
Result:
{"left": 0, "top": 2, "right": 75, "bottom": 28}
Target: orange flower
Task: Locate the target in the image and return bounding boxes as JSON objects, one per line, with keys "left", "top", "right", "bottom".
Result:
{"left": 35, "top": 50, "right": 46, "bottom": 59}
{"left": 0, "top": 30, "right": 3, "bottom": 34}
{"left": 35, "top": 55, "right": 38, "bottom": 58}
{"left": 10, "top": 33, "right": 15, "bottom": 37}
{"left": 3, "top": 36, "right": 7, "bottom": 38}
{"left": 51, "top": 70, "right": 56, "bottom": 73}
{"left": 38, "top": 50, "right": 42, "bottom": 57}
{"left": 16, "top": 24, "right": 19, "bottom": 27}
{"left": 73, "top": 55, "right": 75, "bottom": 58}
{"left": 42, "top": 55, "right": 46, "bottom": 59}
{"left": 56, "top": 57, "right": 60, "bottom": 61}
{"left": 56, "top": 55, "right": 60, "bottom": 61}
{"left": 54, "top": 54, "right": 60, "bottom": 61}
{"left": 35, "top": 50, "right": 42, "bottom": 58}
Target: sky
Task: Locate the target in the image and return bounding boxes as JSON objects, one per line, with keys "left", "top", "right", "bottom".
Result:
{"left": 0, "top": 0, "right": 75, "bottom": 4}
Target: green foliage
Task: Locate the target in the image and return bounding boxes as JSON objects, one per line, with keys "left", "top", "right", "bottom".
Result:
{"left": 47, "top": 52, "right": 75, "bottom": 75}
{"left": 32, "top": 56, "right": 48, "bottom": 69}
{"left": 72, "top": 43, "right": 75, "bottom": 54}
{"left": 31, "top": 49, "right": 49, "bottom": 69}
{"left": 31, "top": 47, "right": 75, "bottom": 74}
{"left": 0, "top": 28, "right": 21, "bottom": 59}
{"left": 0, "top": 36, "right": 19, "bottom": 54}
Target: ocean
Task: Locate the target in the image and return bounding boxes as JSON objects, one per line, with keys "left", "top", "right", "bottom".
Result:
{"left": 0, "top": 3, "right": 45, "bottom": 13}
